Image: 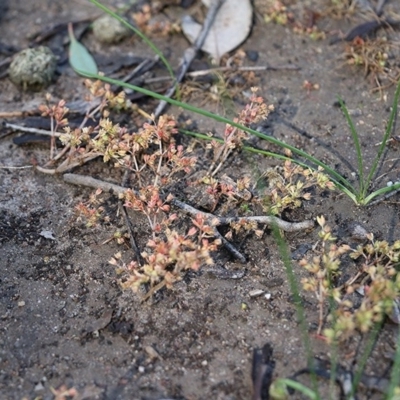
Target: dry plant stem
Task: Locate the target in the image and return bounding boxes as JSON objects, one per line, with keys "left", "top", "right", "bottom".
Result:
{"left": 0, "top": 165, "right": 32, "bottom": 169}
{"left": 63, "top": 173, "right": 314, "bottom": 261}
{"left": 212, "top": 228, "right": 246, "bottom": 263}
{"left": 120, "top": 56, "right": 159, "bottom": 85}
{"left": 0, "top": 56, "right": 11, "bottom": 69}
{"left": 3, "top": 122, "right": 62, "bottom": 137}
{"left": 368, "top": 187, "right": 400, "bottom": 206}
{"left": 141, "top": 279, "right": 167, "bottom": 302}
{"left": 49, "top": 100, "right": 105, "bottom": 165}
{"left": 63, "top": 173, "right": 314, "bottom": 231}
{"left": 63, "top": 173, "right": 126, "bottom": 194}
{"left": 0, "top": 111, "right": 35, "bottom": 118}
{"left": 38, "top": 98, "right": 106, "bottom": 173}
{"left": 37, "top": 153, "right": 102, "bottom": 175}
{"left": 153, "top": 0, "right": 225, "bottom": 119}
{"left": 50, "top": 114, "right": 56, "bottom": 160}
{"left": 215, "top": 215, "right": 314, "bottom": 232}
{"left": 187, "top": 65, "right": 301, "bottom": 75}
{"left": 144, "top": 64, "right": 300, "bottom": 84}
{"left": 119, "top": 202, "right": 143, "bottom": 266}
{"left": 64, "top": 172, "right": 246, "bottom": 260}
{"left": 376, "top": 0, "right": 387, "bottom": 15}
{"left": 118, "top": 169, "right": 143, "bottom": 266}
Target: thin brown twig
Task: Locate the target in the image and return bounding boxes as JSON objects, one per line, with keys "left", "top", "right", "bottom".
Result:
{"left": 0, "top": 165, "right": 33, "bottom": 170}
{"left": 48, "top": 99, "right": 105, "bottom": 166}
{"left": 120, "top": 56, "right": 159, "bottom": 85}
{"left": 171, "top": 198, "right": 314, "bottom": 232}
{"left": 3, "top": 122, "right": 62, "bottom": 137}
{"left": 38, "top": 153, "right": 102, "bottom": 175}
{"left": 62, "top": 173, "right": 315, "bottom": 261}
{"left": 142, "top": 64, "right": 300, "bottom": 85}
{"left": 0, "top": 110, "right": 36, "bottom": 118}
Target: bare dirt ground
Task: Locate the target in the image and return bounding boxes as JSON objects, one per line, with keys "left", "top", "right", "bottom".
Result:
{"left": 1, "top": 1, "right": 400, "bottom": 399}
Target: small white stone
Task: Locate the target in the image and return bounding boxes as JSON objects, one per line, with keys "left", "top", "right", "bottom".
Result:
{"left": 201, "top": 360, "right": 208, "bottom": 366}
{"left": 93, "top": 14, "right": 131, "bottom": 44}
{"left": 249, "top": 289, "right": 264, "bottom": 297}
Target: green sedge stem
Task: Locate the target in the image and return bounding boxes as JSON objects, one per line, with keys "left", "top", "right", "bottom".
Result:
{"left": 272, "top": 225, "right": 321, "bottom": 400}
{"left": 83, "top": 72, "right": 356, "bottom": 192}
{"left": 181, "top": 129, "right": 357, "bottom": 201}
{"left": 364, "top": 79, "right": 400, "bottom": 197}
{"left": 386, "top": 324, "right": 400, "bottom": 399}
{"left": 278, "top": 379, "right": 319, "bottom": 399}
{"left": 338, "top": 98, "right": 365, "bottom": 194}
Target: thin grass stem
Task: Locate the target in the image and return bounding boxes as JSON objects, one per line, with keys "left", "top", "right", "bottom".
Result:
{"left": 386, "top": 324, "right": 400, "bottom": 399}
{"left": 348, "top": 321, "right": 383, "bottom": 399}
{"left": 338, "top": 98, "right": 365, "bottom": 196}
{"left": 277, "top": 379, "right": 319, "bottom": 399}
{"left": 364, "top": 79, "right": 400, "bottom": 200}
{"left": 84, "top": 72, "right": 356, "bottom": 193}
{"left": 181, "top": 129, "right": 358, "bottom": 201}
{"left": 88, "top": 0, "right": 175, "bottom": 80}
{"left": 271, "top": 224, "right": 321, "bottom": 400}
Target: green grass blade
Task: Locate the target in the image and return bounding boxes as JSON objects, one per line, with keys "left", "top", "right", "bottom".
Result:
{"left": 386, "top": 323, "right": 400, "bottom": 399}
{"left": 275, "top": 379, "right": 319, "bottom": 400}
{"left": 363, "top": 182, "right": 400, "bottom": 205}
{"left": 83, "top": 72, "right": 356, "bottom": 194}
{"left": 88, "top": 0, "right": 175, "bottom": 80}
{"left": 338, "top": 98, "right": 365, "bottom": 196}
{"left": 181, "top": 129, "right": 357, "bottom": 200}
{"left": 348, "top": 321, "right": 383, "bottom": 399}
{"left": 271, "top": 224, "right": 321, "bottom": 400}
{"left": 364, "top": 79, "right": 400, "bottom": 196}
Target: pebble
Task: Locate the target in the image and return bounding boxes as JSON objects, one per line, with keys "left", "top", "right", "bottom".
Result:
{"left": 348, "top": 223, "right": 369, "bottom": 241}
{"left": 8, "top": 46, "right": 57, "bottom": 91}
{"left": 246, "top": 50, "right": 259, "bottom": 62}
{"left": 92, "top": 14, "right": 131, "bottom": 44}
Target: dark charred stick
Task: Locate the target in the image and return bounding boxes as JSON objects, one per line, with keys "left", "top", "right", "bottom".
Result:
{"left": 153, "top": 0, "right": 226, "bottom": 119}
{"left": 119, "top": 170, "right": 143, "bottom": 266}
{"left": 330, "top": 17, "right": 400, "bottom": 45}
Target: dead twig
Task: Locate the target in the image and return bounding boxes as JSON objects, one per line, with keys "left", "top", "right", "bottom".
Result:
{"left": 119, "top": 170, "right": 143, "bottom": 267}
{"left": 63, "top": 173, "right": 314, "bottom": 262}
{"left": 3, "top": 122, "right": 61, "bottom": 137}
{"left": 119, "top": 56, "right": 159, "bottom": 85}
{"left": 368, "top": 187, "right": 400, "bottom": 206}
{"left": 143, "top": 64, "right": 301, "bottom": 85}
{"left": 0, "top": 165, "right": 33, "bottom": 170}
{"left": 0, "top": 110, "right": 36, "bottom": 119}
{"left": 153, "top": 0, "right": 226, "bottom": 118}
{"left": 171, "top": 198, "right": 314, "bottom": 232}
{"left": 30, "top": 17, "right": 95, "bottom": 43}
{"left": 37, "top": 153, "right": 102, "bottom": 175}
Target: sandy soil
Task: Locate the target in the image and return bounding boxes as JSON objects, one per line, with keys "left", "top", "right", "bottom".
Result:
{"left": 1, "top": 1, "right": 400, "bottom": 399}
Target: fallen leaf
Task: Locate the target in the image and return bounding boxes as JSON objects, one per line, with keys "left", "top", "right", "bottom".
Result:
{"left": 68, "top": 23, "right": 98, "bottom": 77}
{"left": 181, "top": 0, "right": 253, "bottom": 62}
